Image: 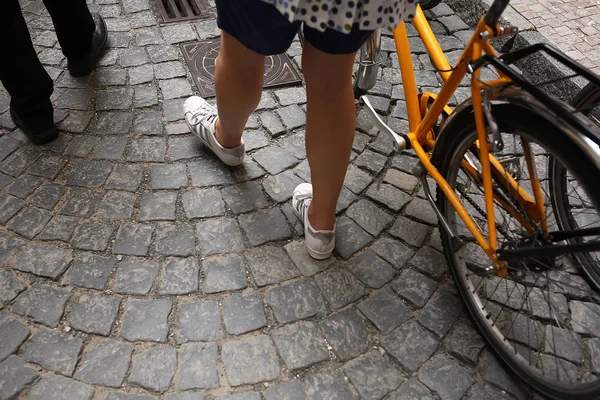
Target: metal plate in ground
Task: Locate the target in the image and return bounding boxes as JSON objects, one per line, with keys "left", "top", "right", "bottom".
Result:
{"left": 157, "top": 0, "right": 211, "bottom": 24}
{"left": 180, "top": 40, "right": 303, "bottom": 98}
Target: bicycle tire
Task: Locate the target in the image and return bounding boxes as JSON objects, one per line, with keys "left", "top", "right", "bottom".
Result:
{"left": 572, "top": 82, "right": 600, "bottom": 120}
{"left": 435, "top": 101, "right": 600, "bottom": 399}
{"left": 419, "top": 0, "right": 443, "bottom": 10}
{"left": 548, "top": 83, "right": 600, "bottom": 291}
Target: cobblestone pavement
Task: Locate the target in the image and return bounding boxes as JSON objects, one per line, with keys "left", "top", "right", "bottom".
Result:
{"left": 510, "top": 0, "right": 600, "bottom": 75}
{"left": 0, "top": 1, "right": 533, "bottom": 399}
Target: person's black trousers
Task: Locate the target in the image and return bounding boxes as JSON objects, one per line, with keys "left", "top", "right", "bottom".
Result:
{"left": 0, "top": 0, "right": 95, "bottom": 121}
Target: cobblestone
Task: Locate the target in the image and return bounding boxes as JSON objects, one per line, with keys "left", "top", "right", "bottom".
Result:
{"left": 447, "top": 320, "right": 486, "bottom": 365}
{"left": 67, "top": 293, "right": 120, "bottom": 335}
{"left": 196, "top": 218, "right": 244, "bottom": 255}
{"left": 182, "top": 188, "right": 225, "bottom": 219}
{"left": 334, "top": 216, "right": 372, "bottom": 259}
{"left": 95, "top": 111, "right": 134, "bottom": 135}
{"left": 222, "top": 291, "right": 266, "bottom": 335}
{"left": 419, "top": 353, "right": 474, "bottom": 400}
{"left": 161, "top": 24, "right": 196, "bottom": 44}
{"left": 96, "top": 190, "right": 135, "bottom": 219}
{"left": 252, "top": 145, "right": 299, "bottom": 175}
{"left": 267, "top": 278, "right": 325, "bottom": 324}
{"left": 75, "top": 338, "right": 133, "bottom": 387}
{"left": 238, "top": 207, "right": 291, "bottom": 246}
{"left": 316, "top": 266, "right": 367, "bottom": 309}
{"left": 318, "top": 308, "right": 370, "bottom": 362}
{"left": 159, "top": 78, "right": 193, "bottom": 100}
{"left": 0, "top": 316, "right": 29, "bottom": 361}
{"left": 96, "top": 88, "right": 133, "bottom": 110}
{"left": 129, "top": 346, "right": 177, "bottom": 393}
{"left": 0, "top": 194, "right": 24, "bottom": 223}
{"left": 121, "top": 299, "right": 171, "bottom": 342}
{"left": 176, "top": 343, "right": 219, "bottom": 390}
{"left": 92, "top": 137, "right": 127, "bottom": 160}
{"left": 106, "top": 164, "right": 144, "bottom": 192}
{"left": 222, "top": 335, "right": 279, "bottom": 385}
{"left": 23, "top": 329, "right": 83, "bottom": 375}
{"left": 264, "top": 381, "right": 305, "bottom": 400}
{"left": 188, "top": 158, "right": 234, "bottom": 187}
{"left": 389, "top": 378, "right": 436, "bottom": 400}
{"left": 175, "top": 300, "right": 221, "bottom": 343}
{"left": 346, "top": 199, "right": 393, "bottom": 237}
{"left": 134, "top": 111, "right": 163, "bottom": 135}
{"left": 112, "top": 258, "right": 158, "bottom": 295}
{"left": 356, "top": 254, "right": 400, "bottom": 291}
{"left": 135, "top": 86, "right": 158, "bottom": 107}
{"left": 139, "top": 192, "right": 176, "bottom": 221}
{"left": 202, "top": 254, "right": 247, "bottom": 293}
{"left": 0, "top": 356, "right": 39, "bottom": 400}
{"left": 276, "top": 105, "right": 305, "bottom": 130}
{"left": 418, "top": 289, "right": 466, "bottom": 339}
{"left": 259, "top": 111, "right": 285, "bottom": 137}
{"left": 302, "top": 371, "right": 359, "bottom": 400}
{"left": 113, "top": 224, "right": 153, "bottom": 256}
{"left": 245, "top": 245, "right": 300, "bottom": 286}
{"left": 119, "top": 48, "right": 149, "bottom": 67}
{"left": 272, "top": 321, "right": 328, "bottom": 370}
{"left": 344, "top": 350, "right": 403, "bottom": 400}
{"left": 127, "top": 137, "right": 166, "bottom": 162}
{"left": 0, "top": 3, "right": 536, "bottom": 398}
{"left": 158, "top": 257, "right": 199, "bottom": 294}
{"left": 221, "top": 181, "right": 268, "bottom": 214}
{"left": 28, "top": 375, "right": 94, "bottom": 400}
{"left": 6, "top": 175, "right": 43, "bottom": 197}
{"left": 71, "top": 221, "right": 114, "bottom": 251}
{"left": 12, "top": 284, "right": 71, "bottom": 327}
{"left": 66, "top": 160, "right": 112, "bottom": 187}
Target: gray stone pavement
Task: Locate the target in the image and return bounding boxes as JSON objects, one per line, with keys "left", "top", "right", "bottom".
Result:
{"left": 0, "top": 0, "right": 533, "bottom": 399}
{"left": 510, "top": 0, "right": 600, "bottom": 76}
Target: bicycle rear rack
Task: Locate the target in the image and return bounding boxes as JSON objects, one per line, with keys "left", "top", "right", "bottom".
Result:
{"left": 475, "top": 43, "right": 600, "bottom": 148}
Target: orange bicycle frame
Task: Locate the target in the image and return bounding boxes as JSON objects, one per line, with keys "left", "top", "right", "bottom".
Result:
{"left": 392, "top": 6, "right": 547, "bottom": 266}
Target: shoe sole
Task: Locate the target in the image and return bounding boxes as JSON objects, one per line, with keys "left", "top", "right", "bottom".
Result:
{"left": 306, "top": 246, "right": 333, "bottom": 260}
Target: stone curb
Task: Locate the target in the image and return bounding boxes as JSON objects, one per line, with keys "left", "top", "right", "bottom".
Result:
{"left": 447, "top": 0, "right": 588, "bottom": 99}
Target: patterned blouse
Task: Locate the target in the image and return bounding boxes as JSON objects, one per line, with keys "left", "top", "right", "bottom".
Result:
{"left": 261, "top": 0, "right": 418, "bottom": 33}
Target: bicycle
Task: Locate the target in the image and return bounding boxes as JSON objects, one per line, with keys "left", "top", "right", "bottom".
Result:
{"left": 353, "top": 1, "right": 600, "bottom": 398}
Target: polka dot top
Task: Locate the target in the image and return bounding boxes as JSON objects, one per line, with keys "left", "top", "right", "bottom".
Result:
{"left": 260, "top": 0, "right": 417, "bottom": 33}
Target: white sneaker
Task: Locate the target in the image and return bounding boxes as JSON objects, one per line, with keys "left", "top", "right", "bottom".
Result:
{"left": 183, "top": 96, "right": 245, "bottom": 167}
{"left": 292, "top": 183, "right": 336, "bottom": 260}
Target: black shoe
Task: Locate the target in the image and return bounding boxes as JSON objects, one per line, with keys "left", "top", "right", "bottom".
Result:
{"left": 10, "top": 108, "right": 58, "bottom": 145}
{"left": 67, "top": 13, "right": 108, "bottom": 77}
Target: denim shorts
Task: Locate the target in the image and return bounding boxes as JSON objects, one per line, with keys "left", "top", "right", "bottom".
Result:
{"left": 215, "top": 0, "right": 374, "bottom": 56}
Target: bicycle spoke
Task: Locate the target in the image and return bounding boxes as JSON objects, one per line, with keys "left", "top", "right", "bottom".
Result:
{"left": 440, "top": 123, "right": 600, "bottom": 390}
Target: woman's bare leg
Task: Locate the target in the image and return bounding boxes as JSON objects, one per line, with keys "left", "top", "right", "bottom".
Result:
{"left": 213, "top": 31, "right": 265, "bottom": 148}
{"left": 302, "top": 41, "right": 356, "bottom": 231}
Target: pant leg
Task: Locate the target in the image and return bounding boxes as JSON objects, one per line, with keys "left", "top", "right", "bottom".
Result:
{"left": 43, "top": 0, "right": 95, "bottom": 60}
{"left": 0, "top": 0, "right": 53, "bottom": 120}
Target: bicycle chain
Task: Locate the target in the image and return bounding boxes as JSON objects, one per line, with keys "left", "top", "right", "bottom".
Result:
{"left": 460, "top": 190, "right": 512, "bottom": 241}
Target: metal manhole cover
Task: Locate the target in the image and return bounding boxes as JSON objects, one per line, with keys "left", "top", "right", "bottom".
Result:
{"left": 157, "top": 0, "right": 211, "bottom": 24}
{"left": 180, "top": 40, "right": 303, "bottom": 98}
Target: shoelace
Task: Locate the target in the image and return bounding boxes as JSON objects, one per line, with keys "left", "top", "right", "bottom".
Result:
{"left": 187, "top": 104, "right": 217, "bottom": 129}
{"left": 295, "top": 193, "right": 312, "bottom": 219}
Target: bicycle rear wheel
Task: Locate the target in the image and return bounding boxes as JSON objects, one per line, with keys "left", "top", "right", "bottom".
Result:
{"left": 548, "top": 83, "right": 600, "bottom": 290}
{"left": 436, "top": 102, "right": 600, "bottom": 399}
{"left": 418, "top": 0, "right": 443, "bottom": 10}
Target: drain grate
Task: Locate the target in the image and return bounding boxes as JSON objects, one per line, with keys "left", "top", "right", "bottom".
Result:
{"left": 181, "top": 40, "right": 303, "bottom": 98}
{"left": 157, "top": 0, "right": 211, "bottom": 24}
